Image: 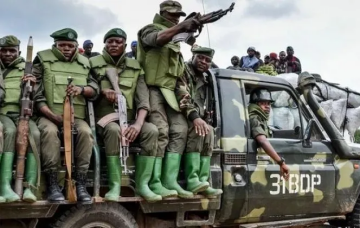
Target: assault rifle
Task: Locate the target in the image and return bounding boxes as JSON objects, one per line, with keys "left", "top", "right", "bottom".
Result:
{"left": 63, "top": 76, "right": 77, "bottom": 202}
{"left": 97, "top": 68, "right": 131, "bottom": 174}
{"left": 14, "top": 36, "right": 37, "bottom": 198}
{"left": 173, "top": 2, "right": 235, "bottom": 45}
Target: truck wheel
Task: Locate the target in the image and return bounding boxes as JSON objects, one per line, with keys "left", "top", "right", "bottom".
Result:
{"left": 53, "top": 203, "right": 138, "bottom": 228}
{"left": 347, "top": 197, "right": 360, "bottom": 227}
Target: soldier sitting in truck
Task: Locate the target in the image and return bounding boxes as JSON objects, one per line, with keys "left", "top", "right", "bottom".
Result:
{"left": 248, "top": 87, "right": 290, "bottom": 180}
{"left": 176, "top": 46, "right": 223, "bottom": 197}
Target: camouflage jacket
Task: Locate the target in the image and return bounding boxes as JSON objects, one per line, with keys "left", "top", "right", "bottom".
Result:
{"left": 248, "top": 103, "right": 272, "bottom": 138}
{"left": 175, "top": 62, "right": 208, "bottom": 121}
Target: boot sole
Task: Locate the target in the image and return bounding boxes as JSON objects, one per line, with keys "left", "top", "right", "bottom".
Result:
{"left": 191, "top": 184, "right": 210, "bottom": 194}
{"left": 23, "top": 198, "right": 37, "bottom": 203}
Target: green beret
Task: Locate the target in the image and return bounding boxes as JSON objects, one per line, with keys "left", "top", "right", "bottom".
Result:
{"left": 0, "top": 35, "right": 21, "bottom": 47}
{"left": 192, "top": 46, "right": 215, "bottom": 58}
{"left": 103, "top": 28, "right": 127, "bottom": 43}
{"left": 50, "top": 28, "right": 78, "bottom": 42}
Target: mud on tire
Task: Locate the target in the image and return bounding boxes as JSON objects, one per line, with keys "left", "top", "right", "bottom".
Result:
{"left": 347, "top": 197, "right": 360, "bottom": 228}
{"left": 53, "top": 203, "right": 138, "bottom": 228}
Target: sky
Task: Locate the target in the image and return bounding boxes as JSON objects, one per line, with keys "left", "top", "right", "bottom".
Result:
{"left": 0, "top": 0, "right": 359, "bottom": 89}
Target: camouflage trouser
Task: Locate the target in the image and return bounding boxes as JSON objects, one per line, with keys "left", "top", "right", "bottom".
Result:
{"left": 37, "top": 117, "right": 94, "bottom": 173}
{"left": 186, "top": 121, "right": 214, "bottom": 156}
{"left": 148, "top": 87, "right": 188, "bottom": 157}
{"left": 97, "top": 121, "right": 158, "bottom": 156}
{"left": 0, "top": 115, "right": 40, "bottom": 153}
{"left": 0, "top": 121, "right": 3, "bottom": 154}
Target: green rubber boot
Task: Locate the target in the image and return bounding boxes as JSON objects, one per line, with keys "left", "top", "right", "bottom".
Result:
{"left": 162, "top": 152, "right": 194, "bottom": 199}
{"left": 135, "top": 155, "right": 162, "bottom": 202}
{"left": 199, "top": 156, "right": 223, "bottom": 198}
{"left": 23, "top": 153, "right": 38, "bottom": 202}
{"left": 104, "top": 156, "right": 121, "bottom": 202}
{"left": 149, "top": 157, "right": 177, "bottom": 198}
{"left": 0, "top": 153, "right": 5, "bottom": 203}
{"left": 184, "top": 153, "right": 209, "bottom": 194}
{"left": 0, "top": 152, "right": 20, "bottom": 202}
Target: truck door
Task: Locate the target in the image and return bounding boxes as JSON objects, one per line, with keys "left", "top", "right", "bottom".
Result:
{"left": 243, "top": 81, "right": 337, "bottom": 222}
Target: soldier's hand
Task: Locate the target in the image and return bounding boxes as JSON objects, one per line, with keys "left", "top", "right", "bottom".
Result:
{"left": 22, "top": 74, "right": 36, "bottom": 83}
{"left": 180, "top": 15, "right": 202, "bottom": 32}
{"left": 179, "top": 94, "right": 191, "bottom": 109}
{"left": 66, "top": 84, "right": 82, "bottom": 96}
{"left": 193, "top": 118, "right": 209, "bottom": 136}
{"left": 102, "top": 89, "right": 117, "bottom": 103}
{"left": 124, "top": 122, "right": 142, "bottom": 142}
{"left": 52, "top": 115, "right": 63, "bottom": 126}
{"left": 280, "top": 163, "right": 290, "bottom": 181}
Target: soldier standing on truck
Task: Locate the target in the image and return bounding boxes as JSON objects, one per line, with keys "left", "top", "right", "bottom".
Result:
{"left": 137, "top": 0, "right": 202, "bottom": 199}
{"left": 32, "top": 28, "right": 99, "bottom": 202}
{"left": 0, "top": 35, "right": 40, "bottom": 203}
{"left": 175, "top": 46, "right": 223, "bottom": 197}
{"left": 90, "top": 28, "right": 161, "bottom": 202}
{"left": 248, "top": 88, "right": 290, "bottom": 179}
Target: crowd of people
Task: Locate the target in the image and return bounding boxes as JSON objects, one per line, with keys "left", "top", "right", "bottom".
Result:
{"left": 227, "top": 46, "right": 302, "bottom": 76}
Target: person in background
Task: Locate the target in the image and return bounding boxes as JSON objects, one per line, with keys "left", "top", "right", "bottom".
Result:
{"left": 286, "top": 46, "right": 301, "bottom": 74}
{"left": 255, "top": 51, "right": 264, "bottom": 66}
{"left": 82, "top": 40, "right": 100, "bottom": 59}
{"left": 275, "top": 51, "right": 288, "bottom": 74}
{"left": 239, "top": 47, "right": 259, "bottom": 72}
{"left": 227, "top": 55, "right": 241, "bottom": 70}
{"left": 126, "top": 40, "right": 137, "bottom": 59}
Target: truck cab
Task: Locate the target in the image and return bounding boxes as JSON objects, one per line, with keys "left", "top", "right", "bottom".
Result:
{"left": 1, "top": 69, "right": 360, "bottom": 228}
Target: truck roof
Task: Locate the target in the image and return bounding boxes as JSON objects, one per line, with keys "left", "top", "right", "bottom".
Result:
{"left": 211, "top": 68, "right": 294, "bottom": 88}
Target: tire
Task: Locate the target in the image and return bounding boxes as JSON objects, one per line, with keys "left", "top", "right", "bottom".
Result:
{"left": 347, "top": 197, "right": 360, "bottom": 228}
{"left": 53, "top": 203, "right": 138, "bottom": 228}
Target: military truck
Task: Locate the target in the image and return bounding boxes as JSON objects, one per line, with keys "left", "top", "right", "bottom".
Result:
{"left": 1, "top": 69, "right": 360, "bottom": 228}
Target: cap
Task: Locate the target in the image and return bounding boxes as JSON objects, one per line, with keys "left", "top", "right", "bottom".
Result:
{"left": 83, "top": 40, "right": 93, "bottom": 48}
{"left": 250, "top": 88, "right": 274, "bottom": 103}
{"left": 131, "top": 40, "right": 137, "bottom": 46}
{"left": 264, "top": 55, "right": 270, "bottom": 59}
{"left": 160, "top": 0, "right": 186, "bottom": 17}
{"left": 247, "top": 46, "right": 256, "bottom": 51}
{"left": 0, "top": 35, "right": 21, "bottom": 47}
{"left": 287, "top": 46, "right": 294, "bottom": 51}
{"left": 103, "top": 28, "right": 127, "bottom": 43}
{"left": 192, "top": 46, "right": 215, "bottom": 58}
{"left": 50, "top": 28, "right": 78, "bottom": 42}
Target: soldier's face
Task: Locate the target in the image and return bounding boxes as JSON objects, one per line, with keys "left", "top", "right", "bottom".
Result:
{"left": 193, "top": 54, "right": 212, "bottom": 73}
{"left": 0, "top": 47, "right": 19, "bottom": 65}
{"left": 162, "top": 11, "right": 181, "bottom": 25}
{"left": 105, "top": 37, "right": 125, "bottom": 57}
{"left": 257, "top": 101, "right": 271, "bottom": 114}
{"left": 56, "top": 41, "right": 77, "bottom": 61}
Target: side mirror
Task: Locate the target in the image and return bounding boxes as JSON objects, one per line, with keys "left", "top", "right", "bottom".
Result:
{"left": 303, "top": 119, "right": 315, "bottom": 148}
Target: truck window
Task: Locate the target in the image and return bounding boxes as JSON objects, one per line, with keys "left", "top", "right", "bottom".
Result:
{"left": 244, "top": 83, "right": 324, "bottom": 141}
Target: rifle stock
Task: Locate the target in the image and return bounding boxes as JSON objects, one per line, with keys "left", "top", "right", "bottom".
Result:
{"left": 63, "top": 77, "right": 77, "bottom": 202}
{"left": 14, "top": 36, "right": 34, "bottom": 198}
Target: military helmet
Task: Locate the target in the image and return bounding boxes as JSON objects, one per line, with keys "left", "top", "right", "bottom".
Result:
{"left": 249, "top": 88, "right": 274, "bottom": 103}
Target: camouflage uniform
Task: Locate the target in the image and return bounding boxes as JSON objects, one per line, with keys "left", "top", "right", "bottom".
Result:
{"left": 0, "top": 35, "right": 40, "bottom": 203}
{"left": 32, "top": 28, "right": 99, "bottom": 202}
{"left": 90, "top": 28, "right": 161, "bottom": 202}
{"left": 248, "top": 103, "right": 272, "bottom": 138}
{"left": 137, "top": 0, "right": 192, "bottom": 198}
{"left": 175, "top": 46, "right": 223, "bottom": 197}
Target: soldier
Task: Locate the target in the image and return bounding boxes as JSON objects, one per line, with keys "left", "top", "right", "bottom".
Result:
{"left": 248, "top": 88, "right": 290, "bottom": 179}
{"left": 32, "top": 28, "right": 99, "bottom": 202}
{"left": 90, "top": 28, "right": 161, "bottom": 202}
{"left": 137, "top": 0, "right": 201, "bottom": 198}
{"left": 175, "top": 46, "right": 223, "bottom": 197}
{"left": 0, "top": 35, "right": 40, "bottom": 203}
